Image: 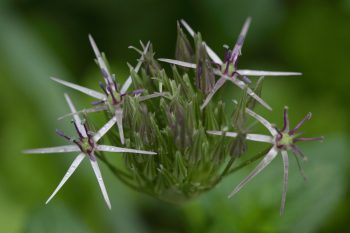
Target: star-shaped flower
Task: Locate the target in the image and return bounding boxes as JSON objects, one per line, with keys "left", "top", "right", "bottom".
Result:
{"left": 207, "top": 106, "right": 323, "bottom": 214}
{"left": 51, "top": 35, "right": 165, "bottom": 144}
{"left": 158, "top": 18, "right": 301, "bottom": 111}
{"left": 23, "top": 94, "right": 156, "bottom": 209}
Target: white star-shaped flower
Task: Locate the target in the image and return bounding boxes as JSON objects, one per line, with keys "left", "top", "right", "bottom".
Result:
{"left": 158, "top": 18, "right": 301, "bottom": 111}
{"left": 51, "top": 35, "right": 165, "bottom": 144}
{"left": 207, "top": 106, "right": 323, "bottom": 214}
{"left": 23, "top": 94, "right": 156, "bottom": 209}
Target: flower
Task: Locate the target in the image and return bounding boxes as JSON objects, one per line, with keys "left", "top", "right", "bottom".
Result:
{"left": 207, "top": 106, "right": 323, "bottom": 214}
{"left": 158, "top": 18, "right": 301, "bottom": 111}
{"left": 51, "top": 35, "right": 165, "bottom": 144}
{"left": 23, "top": 94, "right": 156, "bottom": 209}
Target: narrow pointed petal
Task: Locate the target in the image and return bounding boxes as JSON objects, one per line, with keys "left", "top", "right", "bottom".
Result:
{"left": 179, "top": 19, "right": 195, "bottom": 36}
{"left": 58, "top": 105, "right": 108, "bottom": 121}
{"left": 64, "top": 93, "right": 87, "bottom": 137}
{"left": 115, "top": 107, "right": 125, "bottom": 145}
{"left": 97, "top": 145, "right": 157, "bottom": 155}
{"left": 204, "top": 42, "right": 223, "bottom": 65}
{"left": 180, "top": 19, "right": 223, "bottom": 64}
{"left": 280, "top": 150, "right": 289, "bottom": 215}
{"left": 121, "top": 42, "right": 150, "bottom": 94}
{"left": 88, "top": 34, "right": 114, "bottom": 84}
{"left": 93, "top": 116, "right": 117, "bottom": 142}
{"left": 51, "top": 77, "right": 105, "bottom": 100}
{"left": 206, "top": 131, "right": 272, "bottom": 143}
{"left": 237, "top": 70, "right": 302, "bottom": 76}
{"left": 158, "top": 58, "right": 197, "bottom": 69}
{"left": 89, "top": 158, "right": 111, "bottom": 209}
{"left": 246, "top": 134, "right": 274, "bottom": 143}
{"left": 138, "top": 92, "right": 168, "bottom": 102}
{"left": 230, "top": 17, "right": 251, "bottom": 64}
{"left": 228, "top": 147, "right": 278, "bottom": 198}
{"left": 206, "top": 130, "right": 238, "bottom": 138}
{"left": 224, "top": 76, "right": 272, "bottom": 111}
{"left": 200, "top": 77, "right": 226, "bottom": 110}
{"left": 245, "top": 108, "right": 278, "bottom": 136}
{"left": 46, "top": 153, "right": 85, "bottom": 204}
{"left": 23, "top": 145, "right": 80, "bottom": 154}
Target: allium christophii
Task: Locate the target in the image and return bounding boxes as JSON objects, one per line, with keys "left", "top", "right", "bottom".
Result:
{"left": 24, "top": 18, "right": 322, "bottom": 213}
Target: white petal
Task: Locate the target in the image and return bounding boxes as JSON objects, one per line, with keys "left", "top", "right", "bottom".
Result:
{"left": 245, "top": 108, "right": 278, "bottom": 136}
{"left": 280, "top": 150, "right": 289, "bottom": 215}
{"left": 64, "top": 93, "right": 87, "bottom": 137}
{"left": 121, "top": 42, "right": 150, "bottom": 94}
{"left": 180, "top": 19, "right": 195, "bottom": 36}
{"left": 97, "top": 145, "right": 157, "bottom": 155}
{"left": 23, "top": 145, "right": 80, "bottom": 154}
{"left": 204, "top": 42, "right": 223, "bottom": 65}
{"left": 114, "top": 108, "right": 125, "bottom": 144}
{"left": 88, "top": 35, "right": 114, "bottom": 84}
{"left": 180, "top": 19, "right": 223, "bottom": 64}
{"left": 158, "top": 58, "right": 197, "bottom": 69}
{"left": 207, "top": 131, "right": 273, "bottom": 143}
{"left": 51, "top": 77, "right": 105, "bottom": 100}
{"left": 224, "top": 76, "right": 272, "bottom": 111}
{"left": 246, "top": 134, "right": 274, "bottom": 143}
{"left": 231, "top": 17, "right": 251, "bottom": 58}
{"left": 237, "top": 69, "right": 302, "bottom": 76}
{"left": 89, "top": 158, "right": 111, "bottom": 209}
{"left": 200, "top": 77, "right": 226, "bottom": 110}
{"left": 138, "top": 92, "right": 167, "bottom": 102}
{"left": 206, "top": 130, "right": 238, "bottom": 138}
{"left": 228, "top": 147, "right": 279, "bottom": 198}
{"left": 46, "top": 153, "right": 85, "bottom": 204}
{"left": 93, "top": 115, "right": 117, "bottom": 142}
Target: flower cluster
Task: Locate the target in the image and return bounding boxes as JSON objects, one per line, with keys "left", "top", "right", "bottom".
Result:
{"left": 24, "top": 18, "right": 322, "bottom": 213}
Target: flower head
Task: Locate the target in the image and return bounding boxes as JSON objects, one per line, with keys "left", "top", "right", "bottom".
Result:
{"left": 24, "top": 94, "right": 156, "bottom": 209}
{"left": 158, "top": 18, "right": 301, "bottom": 111}
{"left": 51, "top": 36, "right": 166, "bottom": 144}
{"left": 207, "top": 106, "right": 323, "bottom": 214}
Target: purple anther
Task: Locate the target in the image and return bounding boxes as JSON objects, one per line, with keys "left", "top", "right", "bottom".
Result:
{"left": 289, "top": 113, "right": 312, "bottom": 135}
{"left": 281, "top": 107, "right": 289, "bottom": 132}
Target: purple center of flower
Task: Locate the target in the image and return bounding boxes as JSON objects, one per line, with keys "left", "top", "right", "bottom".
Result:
{"left": 274, "top": 107, "right": 323, "bottom": 157}
{"left": 56, "top": 121, "right": 96, "bottom": 160}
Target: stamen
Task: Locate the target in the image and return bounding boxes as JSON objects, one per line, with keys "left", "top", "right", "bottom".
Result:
{"left": 71, "top": 120, "right": 84, "bottom": 139}
{"left": 273, "top": 126, "right": 283, "bottom": 140}
{"left": 281, "top": 106, "right": 289, "bottom": 132}
{"left": 294, "top": 136, "right": 324, "bottom": 142}
{"left": 92, "top": 100, "right": 105, "bottom": 106}
{"left": 55, "top": 129, "right": 73, "bottom": 142}
{"left": 106, "top": 85, "right": 118, "bottom": 104}
{"left": 290, "top": 112, "right": 312, "bottom": 135}
{"left": 112, "top": 75, "right": 118, "bottom": 91}
{"left": 98, "top": 81, "right": 108, "bottom": 96}
{"left": 290, "top": 145, "right": 308, "bottom": 161}
{"left": 82, "top": 121, "right": 89, "bottom": 137}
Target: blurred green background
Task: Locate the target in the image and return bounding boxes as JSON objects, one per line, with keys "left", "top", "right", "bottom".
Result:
{"left": 0, "top": 0, "right": 349, "bottom": 232}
